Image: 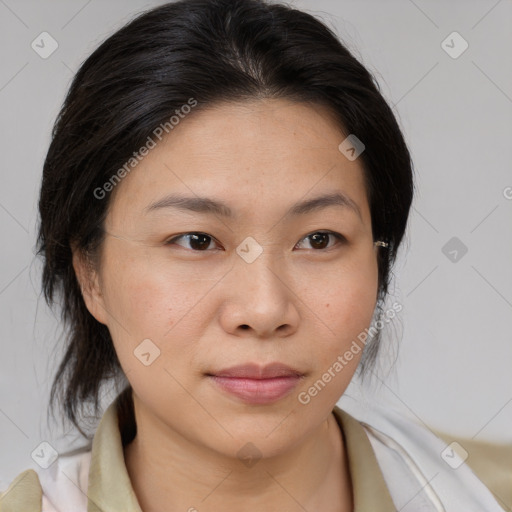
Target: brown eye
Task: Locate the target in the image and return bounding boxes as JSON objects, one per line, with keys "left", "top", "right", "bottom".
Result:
{"left": 294, "top": 231, "right": 345, "bottom": 251}
{"left": 165, "top": 232, "right": 220, "bottom": 251}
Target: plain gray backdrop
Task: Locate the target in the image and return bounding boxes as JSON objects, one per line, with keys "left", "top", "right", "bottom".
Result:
{"left": 1, "top": 0, "right": 511, "bottom": 485}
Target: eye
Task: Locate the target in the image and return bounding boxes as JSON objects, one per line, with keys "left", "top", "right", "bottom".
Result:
{"left": 294, "top": 231, "right": 346, "bottom": 251}
{"left": 164, "top": 230, "right": 346, "bottom": 252}
{"left": 165, "top": 232, "right": 221, "bottom": 251}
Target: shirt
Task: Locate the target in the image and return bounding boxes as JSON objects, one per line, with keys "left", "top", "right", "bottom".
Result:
{"left": 0, "top": 391, "right": 508, "bottom": 511}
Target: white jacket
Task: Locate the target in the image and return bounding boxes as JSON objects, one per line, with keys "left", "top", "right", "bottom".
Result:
{"left": 1, "top": 395, "right": 507, "bottom": 512}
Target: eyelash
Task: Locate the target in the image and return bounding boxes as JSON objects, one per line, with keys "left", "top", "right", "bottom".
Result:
{"left": 164, "top": 230, "right": 347, "bottom": 252}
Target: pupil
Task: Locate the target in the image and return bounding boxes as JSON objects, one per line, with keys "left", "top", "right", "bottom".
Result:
{"left": 311, "top": 233, "right": 329, "bottom": 249}
{"left": 191, "top": 234, "right": 210, "bottom": 250}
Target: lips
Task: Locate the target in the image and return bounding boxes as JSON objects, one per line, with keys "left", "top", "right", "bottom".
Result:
{"left": 207, "top": 362, "right": 305, "bottom": 379}
{"left": 206, "top": 363, "right": 306, "bottom": 405}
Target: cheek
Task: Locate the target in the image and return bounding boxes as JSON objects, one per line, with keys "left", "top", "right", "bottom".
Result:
{"left": 303, "top": 255, "right": 378, "bottom": 333}
{"left": 101, "top": 265, "right": 204, "bottom": 391}
{"left": 98, "top": 252, "right": 199, "bottom": 376}
{"left": 102, "top": 248, "right": 206, "bottom": 334}
{"left": 300, "top": 255, "right": 378, "bottom": 379}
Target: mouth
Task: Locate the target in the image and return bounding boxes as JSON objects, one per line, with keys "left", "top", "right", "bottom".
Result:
{"left": 206, "top": 362, "right": 306, "bottom": 405}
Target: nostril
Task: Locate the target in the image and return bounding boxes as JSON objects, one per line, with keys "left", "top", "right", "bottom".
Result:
{"left": 240, "top": 325, "right": 250, "bottom": 330}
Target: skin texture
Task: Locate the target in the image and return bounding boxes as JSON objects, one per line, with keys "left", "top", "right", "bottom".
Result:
{"left": 73, "top": 98, "right": 380, "bottom": 512}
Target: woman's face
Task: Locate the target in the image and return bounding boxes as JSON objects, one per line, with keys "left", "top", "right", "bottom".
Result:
{"left": 77, "top": 98, "right": 379, "bottom": 458}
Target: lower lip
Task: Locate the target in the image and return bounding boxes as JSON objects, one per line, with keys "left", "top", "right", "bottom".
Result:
{"left": 208, "top": 375, "right": 302, "bottom": 404}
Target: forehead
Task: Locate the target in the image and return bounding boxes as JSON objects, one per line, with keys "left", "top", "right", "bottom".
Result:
{"left": 107, "top": 98, "right": 371, "bottom": 227}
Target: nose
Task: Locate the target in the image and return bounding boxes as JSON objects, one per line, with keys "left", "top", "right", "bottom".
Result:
{"left": 218, "top": 252, "right": 300, "bottom": 339}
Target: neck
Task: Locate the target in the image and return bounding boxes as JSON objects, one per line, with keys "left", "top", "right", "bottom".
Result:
{"left": 123, "top": 397, "right": 352, "bottom": 512}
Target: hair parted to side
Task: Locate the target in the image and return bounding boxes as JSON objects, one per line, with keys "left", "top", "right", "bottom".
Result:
{"left": 37, "top": 0, "right": 414, "bottom": 437}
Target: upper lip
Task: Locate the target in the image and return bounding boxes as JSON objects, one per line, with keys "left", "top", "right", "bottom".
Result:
{"left": 208, "top": 363, "right": 305, "bottom": 379}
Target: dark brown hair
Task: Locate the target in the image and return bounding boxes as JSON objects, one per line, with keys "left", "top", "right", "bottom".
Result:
{"left": 38, "top": 0, "right": 414, "bottom": 437}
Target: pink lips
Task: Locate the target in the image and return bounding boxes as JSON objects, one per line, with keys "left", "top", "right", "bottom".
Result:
{"left": 207, "top": 363, "right": 305, "bottom": 405}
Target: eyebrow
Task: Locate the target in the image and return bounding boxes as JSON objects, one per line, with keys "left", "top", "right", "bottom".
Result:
{"left": 144, "top": 192, "right": 362, "bottom": 221}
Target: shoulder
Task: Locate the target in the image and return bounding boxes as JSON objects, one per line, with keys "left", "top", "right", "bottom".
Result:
{"left": 1, "top": 448, "right": 91, "bottom": 512}
{"left": 0, "top": 469, "right": 42, "bottom": 511}
{"left": 433, "top": 429, "right": 512, "bottom": 511}
{"left": 335, "top": 399, "right": 510, "bottom": 511}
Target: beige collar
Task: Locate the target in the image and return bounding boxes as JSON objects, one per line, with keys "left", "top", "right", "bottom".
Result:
{"left": 85, "top": 393, "right": 395, "bottom": 511}
{"left": 332, "top": 406, "right": 396, "bottom": 510}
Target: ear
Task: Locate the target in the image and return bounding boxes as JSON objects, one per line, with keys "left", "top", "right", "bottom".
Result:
{"left": 71, "top": 246, "right": 109, "bottom": 325}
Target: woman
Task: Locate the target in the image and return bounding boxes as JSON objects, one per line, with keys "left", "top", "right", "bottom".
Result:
{"left": 0, "top": 0, "right": 507, "bottom": 510}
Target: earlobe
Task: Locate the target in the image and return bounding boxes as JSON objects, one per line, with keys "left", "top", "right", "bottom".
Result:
{"left": 71, "top": 248, "right": 108, "bottom": 325}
